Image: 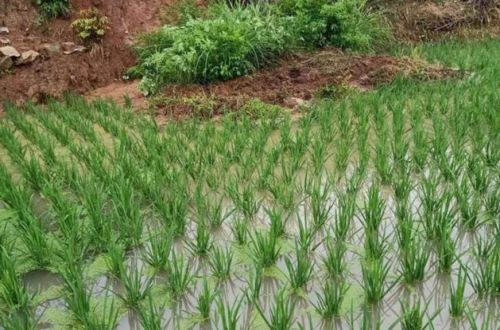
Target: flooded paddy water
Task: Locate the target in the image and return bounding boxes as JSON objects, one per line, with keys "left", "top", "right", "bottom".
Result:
{"left": 1, "top": 40, "right": 500, "bottom": 329}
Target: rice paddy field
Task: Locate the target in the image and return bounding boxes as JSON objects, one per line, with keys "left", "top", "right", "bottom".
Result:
{"left": 0, "top": 39, "right": 499, "bottom": 329}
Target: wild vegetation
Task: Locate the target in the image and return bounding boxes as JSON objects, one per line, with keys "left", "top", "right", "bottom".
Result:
{"left": 129, "top": 0, "right": 387, "bottom": 94}
{"left": 0, "top": 36, "right": 498, "bottom": 328}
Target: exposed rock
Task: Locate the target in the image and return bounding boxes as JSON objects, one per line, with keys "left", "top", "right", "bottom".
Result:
{"left": 63, "top": 45, "right": 87, "bottom": 55}
{"left": 61, "top": 42, "right": 76, "bottom": 52}
{"left": 39, "top": 43, "right": 61, "bottom": 56}
{"left": 0, "top": 27, "right": 9, "bottom": 35}
{"left": 0, "top": 37, "right": 10, "bottom": 45}
{"left": 0, "top": 56, "right": 13, "bottom": 71}
{"left": 16, "top": 50, "right": 40, "bottom": 65}
{"left": 0, "top": 46, "right": 20, "bottom": 58}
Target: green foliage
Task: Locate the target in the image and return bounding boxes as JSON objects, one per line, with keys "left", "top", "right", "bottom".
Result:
{"left": 132, "top": 4, "right": 290, "bottom": 95}
{"left": 71, "top": 8, "right": 109, "bottom": 42}
{"left": 36, "top": 0, "right": 70, "bottom": 19}
{"left": 131, "top": 0, "right": 387, "bottom": 94}
{"left": 278, "top": 0, "right": 387, "bottom": 49}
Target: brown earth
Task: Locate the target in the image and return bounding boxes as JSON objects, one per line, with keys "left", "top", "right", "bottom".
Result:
{"left": 389, "top": 0, "right": 500, "bottom": 42}
{"left": 0, "top": 0, "right": 172, "bottom": 109}
{"left": 89, "top": 48, "right": 458, "bottom": 119}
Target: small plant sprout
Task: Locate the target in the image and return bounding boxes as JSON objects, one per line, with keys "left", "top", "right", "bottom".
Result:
{"left": 250, "top": 230, "right": 280, "bottom": 268}
{"left": 399, "top": 230, "right": 430, "bottom": 284}
{"left": 334, "top": 193, "right": 356, "bottom": 242}
{"left": 313, "top": 280, "right": 349, "bottom": 319}
{"left": 209, "top": 246, "right": 234, "bottom": 281}
{"left": 231, "top": 218, "right": 248, "bottom": 245}
{"left": 143, "top": 228, "right": 173, "bottom": 271}
{"left": 267, "top": 207, "right": 287, "bottom": 238}
{"left": 361, "top": 184, "right": 386, "bottom": 234}
{"left": 449, "top": 266, "right": 467, "bottom": 318}
{"left": 138, "top": 294, "right": 165, "bottom": 330}
{"left": 166, "top": 253, "right": 194, "bottom": 298}
{"left": 118, "top": 265, "right": 154, "bottom": 309}
{"left": 285, "top": 241, "right": 314, "bottom": 290}
{"left": 322, "top": 237, "right": 347, "bottom": 279}
{"left": 245, "top": 263, "right": 263, "bottom": 305}
{"left": 197, "top": 278, "right": 215, "bottom": 320}
{"left": 400, "top": 298, "right": 437, "bottom": 330}
{"left": 256, "top": 288, "right": 296, "bottom": 330}
{"left": 361, "top": 258, "right": 393, "bottom": 304}
{"left": 187, "top": 221, "right": 213, "bottom": 257}
{"left": 216, "top": 296, "right": 244, "bottom": 330}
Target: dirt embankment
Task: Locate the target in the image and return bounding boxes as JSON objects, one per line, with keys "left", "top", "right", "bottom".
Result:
{"left": 89, "top": 48, "right": 457, "bottom": 119}
{"left": 0, "top": 0, "right": 172, "bottom": 107}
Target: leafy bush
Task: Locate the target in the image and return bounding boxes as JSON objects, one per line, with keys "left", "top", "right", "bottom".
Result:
{"left": 71, "top": 8, "right": 109, "bottom": 42}
{"left": 278, "top": 0, "right": 387, "bottom": 49}
{"left": 36, "top": 0, "right": 70, "bottom": 18}
{"left": 131, "top": 4, "right": 291, "bottom": 95}
{"left": 131, "top": 0, "right": 387, "bottom": 94}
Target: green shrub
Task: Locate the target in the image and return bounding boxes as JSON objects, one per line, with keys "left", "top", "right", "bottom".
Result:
{"left": 132, "top": 4, "right": 291, "bottom": 95}
{"left": 279, "top": 0, "right": 387, "bottom": 49}
{"left": 71, "top": 8, "right": 109, "bottom": 42}
{"left": 36, "top": 0, "right": 70, "bottom": 18}
{"left": 131, "top": 0, "right": 387, "bottom": 94}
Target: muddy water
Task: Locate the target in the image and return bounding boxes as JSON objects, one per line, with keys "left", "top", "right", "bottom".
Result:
{"left": 17, "top": 169, "right": 497, "bottom": 329}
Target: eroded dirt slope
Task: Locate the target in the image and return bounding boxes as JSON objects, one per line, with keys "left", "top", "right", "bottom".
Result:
{"left": 0, "top": 0, "right": 172, "bottom": 107}
{"left": 89, "top": 48, "right": 457, "bottom": 119}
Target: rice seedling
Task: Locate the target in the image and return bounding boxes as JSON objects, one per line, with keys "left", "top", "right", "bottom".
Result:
{"left": 310, "top": 137, "right": 329, "bottom": 175}
{"left": 454, "top": 177, "right": 481, "bottom": 230}
{"left": 250, "top": 230, "right": 280, "bottom": 268}
{"left": 158, "top": 190, "right": 190, "bottom": 238}
{"left": 398, "top": 232, "right": 431, "bottom": 284}
{"left": 0, "top": 248, "right": 31, "bottom": 313}
{"left": 257, "top": 288, "right": 296, "bottom": 330}
{"left": 361, "top": 258, "right": 393, "bottom": 304}
{"left": 449, "top": 266, "right": 467, "bottom": 318}
{"left": 374, "top": 130, "right": 392, "bottom": 184}
{"left": 230, "top": 218, "right": 248, "bottom": 245}
{"left": 0, "top": 304, "right": 38, "bottom": 330}
{"left": 226, "top": 179, "right": 260, "bottom": 220}
{"left": 361, "top": 184, "right": 385, "bottom": 234}
{"left": 467, "top": 156, "right": 489, "bottom": 194}
{"left": 209, "top": 246, "right": 234, "bottom": 281}
{"left": 187, "top": 221, "right": 213, "bottom": 257}
{"left": 308, "top": 178, "right": 334, "bottom": 229}
{"left": 61, "top": 261, "right": 93, "bottom": 326}
{"left": 466, "top": 306, "right": 494, "bottom": 330}
{"left": 166, "top": 253, "right": 194, "bottom": 298}
{"left": 468, "top": 250, "right": 499, "bottom": 296}
{"left": 143, "top": 228, "right": 173, "bottom": 271}
{"left": 285, "top": 241, "right": 314, "bottom": 290}
{"left": 400, "top": 298, "right": 438, "bottom": 330}
{"left": 333, "top": 192, "right": 356, "bottom": 242}
{"left": 105, "top": 243, "right": 126, "bottom": 278}
{"left": 216, "top": 296, "right": 243, "bottom": 330}
{"left": 117, "top": 265, "right": 154, "bottom": 309}
{"left": 245, "top": 263, "right": 263, "bottom": 305}
{"left": 138, "top": 294, "right": 165, "bottom": 330}
{"left": 322, "top": 237, "right": 347, "bottom": 279}
{"left": 393, "top": 166, "right": 412, "bottom": 204}
{"left": 436, "top": 219, "right": 456, "bottom": 273}
{"left": 197, "top": 278, "right": 216, "bottom": 320}
{"left": 313, "top": 280, "right": 349, "bottom": 319}
{"left": 267, "top": 206, "right": 287, "bottom": 238}
{"left": 85, "top": 295, "right": 120, "bottom": 330}
{"left": 111, "top": 180, "right": 143, "bottom": 248}
{"left": 296, "top": 215, "right": 316, "bottom": 254}
{"left": 484, "top": 186, "right": 500, "bottom": 220}
{"left": 17, "top": 213, "right": 53, "bottom": 269}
